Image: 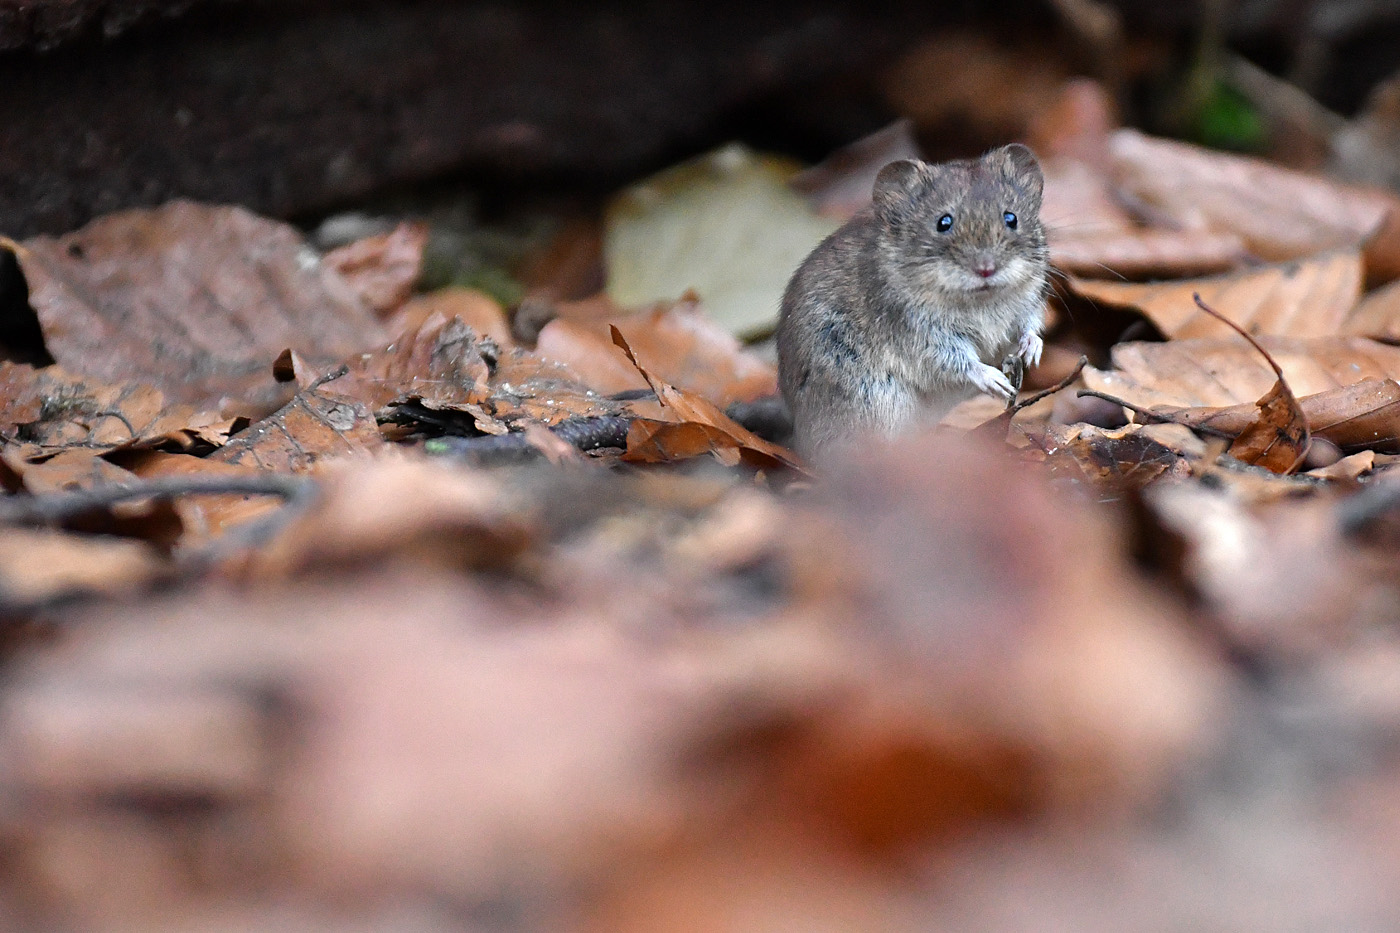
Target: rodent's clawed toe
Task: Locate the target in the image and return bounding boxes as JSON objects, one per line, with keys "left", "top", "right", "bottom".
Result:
{"left": 970, "top": 362, "right": 1016, "bottom": 401}
{"left": 1017, "top": 331, "right": 1044, "bottom": 369}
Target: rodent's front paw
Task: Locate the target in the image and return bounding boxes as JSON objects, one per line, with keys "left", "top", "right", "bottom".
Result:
{"left": 969, "top": 362, "right": 1016, "bottom": 401}
{"left": 1017, "top": 331, "right": 1044, "bottom": 368}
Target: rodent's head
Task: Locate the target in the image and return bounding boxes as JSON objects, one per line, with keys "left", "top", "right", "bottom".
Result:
{"left": 872, "top": 144, "right": 1047, "bottom": 297}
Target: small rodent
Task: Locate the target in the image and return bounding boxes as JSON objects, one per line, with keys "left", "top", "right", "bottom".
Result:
{"left": 777, "top": 143, "right": 1048, "bottom": 458}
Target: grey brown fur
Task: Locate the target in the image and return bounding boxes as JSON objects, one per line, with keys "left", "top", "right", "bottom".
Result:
{"left": 777, "top": 144, "right": 1049, "bottom": 458}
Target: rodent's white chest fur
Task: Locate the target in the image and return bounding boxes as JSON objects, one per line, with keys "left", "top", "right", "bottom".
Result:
{"left": 890, "top": 271, "right": 1044, "bottom": 391}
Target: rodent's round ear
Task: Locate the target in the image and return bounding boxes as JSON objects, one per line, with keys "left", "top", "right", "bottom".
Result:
{"left": 986, "top": 143, "right": 1044, "bottom": 201}
{"left": 872, "top": 159, "right": 933, "bottom": 223}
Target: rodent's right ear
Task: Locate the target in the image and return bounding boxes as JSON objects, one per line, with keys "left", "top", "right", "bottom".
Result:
{"left": 872, "top": 159, "right": 933, "bottom": 224}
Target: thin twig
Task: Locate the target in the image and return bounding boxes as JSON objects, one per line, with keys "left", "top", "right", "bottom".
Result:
{"left": 1192, "top": 293, "right": 1285, "bottom": 380}
{"left": 308, "top": 364, "right": 350, "bottom": 391}
{"left": 1075, "top": 389, "right": 1237, "bottom": 439}
{"left": 1193, "top": 291, "right": 1310, "bottom": 473}
{"left": 183, "top": 479, "right": 320, "bottom": 567}
{"left": 0, "top": 475, "right": 312, "bottom": 526}
{"left": 428, "top": 415, "right": 633, "bottom": 464}
{"left": 1008, "top": 356, "right": 1089, "bottom": 417}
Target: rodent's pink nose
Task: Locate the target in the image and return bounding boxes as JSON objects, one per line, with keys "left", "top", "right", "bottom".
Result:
{"left": 974, "top": 262, "right": 997, "bottom": 279}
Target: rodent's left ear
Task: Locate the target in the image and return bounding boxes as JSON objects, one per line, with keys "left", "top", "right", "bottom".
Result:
{"left": 873, "top": 159, "right": 934, "bottom": 224}
{"left": 986, "top": 143, "right": 1044, "bottom": 201}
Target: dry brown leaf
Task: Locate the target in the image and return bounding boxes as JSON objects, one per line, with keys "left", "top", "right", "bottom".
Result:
{"left": 120, "top": 451, "right": 285, "bottom": 544}
{"left": 535, "top": 318, "right": 653, "bottom": 397}
{"left": 1191, "top": 298, "right": 1311, "bottom": 474}
{"left": 1067, "top": 251, "right": 1362, "bottom": 339}
{"left": 384, "top": 287, "right": 513, "bottom": 347}
{"left": 536, "top": 294, "right": 777, "bottom": 406}
{"left": 1041, "top": 157, "right": 1137, "bottom": 242}
{"left": 1228, "top": 376, "right": 1309, "bottom": 473}
{"left": 1084, "top": 336, "right": 1400, "bottom": 411}
{"left": 1362, "top": 204, "right": 1400, "bottom": 287}
{"left": 1346, "top": 277, "right": 1400, "bottom": 341}
{"left": 321, "top": 221, "right": 428, "bottom": 315}
{"left": 1, "top": 201, "right": 387, "bottom": 409}
{"left": 0, "top": 448, "right": 187, "bottom": 547}
{"left": 338, "top": 314, "right": 492, "bottom": 414}
{"left": 1, "top": 445, "right": 139, "bottom": 494}
{"left": 1051, "top": 229, "right": 1247, "bottom": 279}
{"left": 1039, "top": 421, "right": 1200, "bottom": 489}
{"left": 882, "top": 33, "right": 1075, "bottom": 145}
{"left": 610, "top": 327, "right": 802, "bottom": 473}
{"left": 486, "top": 347, "right": 625, "bottom": 428}
{"left": 795, "top": 428, "right": 1222, "bottom": 822}
{"left": 0, "top": 529, "right": 166, "bottom": 607}
{"left": 1145, "top": 482, "right": 1374, "bottom": 658}
{"left": 1025, "top": 78, "right": 1116, "bottom": 166}
{"left": 1306, "top": 450, "right": 1377, "bottom": 482}
{"left": 1109, "top": 129, "right": 1398, "bottom": 264}
{"left": 247, "top": 458, "right": 533, "bottom": 577}
{"left": 1132, "top": 379, "right": 1400, "bottom": 453}
{"left": 210, "top": 383, "right": 381, "bottom": 473}
{"left": 0, "top": 362, "right": 237, "bottom": 452}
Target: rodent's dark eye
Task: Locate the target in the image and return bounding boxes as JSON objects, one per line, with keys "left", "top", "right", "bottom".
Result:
{"left": 935, "top": 213, "right": 953, "bottom": 233}
{"left": 1003, "top": 211, "right": 1018, "bottom": 230}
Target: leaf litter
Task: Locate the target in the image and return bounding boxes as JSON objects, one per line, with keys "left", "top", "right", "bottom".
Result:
{"left": 9, "top": 72, "right": 1400, "bottom": 933}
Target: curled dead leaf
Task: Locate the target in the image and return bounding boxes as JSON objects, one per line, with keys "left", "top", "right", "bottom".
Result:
{"left": 1189, "top": 296, "right": 1310, "bottom": 474}
{"left": 1114, "top": 379, "right": 1400, "bottom": 454}
{"left": 610, "top": 327, "right": 803, "bottom": 473}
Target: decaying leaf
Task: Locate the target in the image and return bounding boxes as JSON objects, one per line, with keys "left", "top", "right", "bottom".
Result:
{"left": 0, "top": 362, "right": 237, "bottom": 452}
{"left": 210, "top": 381, "right": 381, "bottom": 473}
{"left": 321, "top": 221, "right": 428, "bottom": 315}
{"left": 1039, "top": 421, "right": 1200, "bottom": 489}
{"left": 1227, "top": 376, "right": 1309, "bottom": 473}
{"left": 1083, "top": 336, "right": 1400, "bottom": 410}
{"left": 1, "top": 201, "right": 387, "bottom": 409}
{"left": 1109, "top": 129, "right": 1397, "bottom": 264}
{"left": 0, "top": 529, "right": 166, "bottom": 608}
{"left": 1067, "top": 251, "right": 1363, "bottom": 339}
{"left": 338, "top": 314, "right": 493, "bottom": 414}
{"left": 385, "top": 287, "right": 513, "bottom": 347}
{"left": 536, "top": 294, "right": 778, "bottom": 406}
{"left": 486, "top": 347, "right": 625, "bottom": 428}
{"left": 1116, "top": 379, "right": 1400, "bottom": 453}
{"left": 1188, "top": 297, "right": 1310, "bottom": 474}
{"left": 610, "top": 327, "right": 803, "bottom": 473}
